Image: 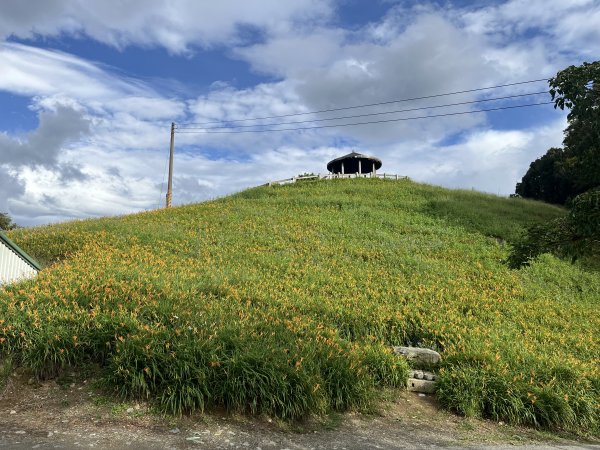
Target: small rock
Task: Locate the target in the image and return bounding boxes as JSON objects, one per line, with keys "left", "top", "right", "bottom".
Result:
{"left": 126, "top": 407, "right": 134, "bottom": 414}
{"left": 170, "top": 428, "right": 180, "bottom": 434}
{"left": 15, "top": 430, "right": 26, "bottom": 434}
{"left": 9, "top": 410, "right": 16, "bottom": 414}
{"left": 418, "top": 393, "right": 426, "bottom": 397}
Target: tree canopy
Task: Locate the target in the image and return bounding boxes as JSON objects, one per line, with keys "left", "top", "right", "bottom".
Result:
{"left": 511, "top": 61, "right": 600, "bottom": 267}
{"left": 0, "top": 212, "right": 17, "bottom": 231}
{"left": 516, "top": 60, "right": 599, "bottom": 204}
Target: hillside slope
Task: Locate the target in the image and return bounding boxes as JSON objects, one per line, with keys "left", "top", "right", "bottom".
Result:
{"left": 2, "top": 179, "right": 598, "bottom": 433}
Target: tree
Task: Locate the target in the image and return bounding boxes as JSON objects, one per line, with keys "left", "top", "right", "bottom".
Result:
{"left": 510, "top": 61, "right": 600, "bottom": 267}
{"left": 515, "top": 147, "right": 575, "bottom": 204}
{"left": 550, "top": 60, "right": 600, "bottom": 195}
{"left": 508, "top": 188, "right": 600, "bottom": 268}
{"left": 0, "top": 212, "right": 17, "bottom": 231}
{"left": 515, "top": 60, "right": 600, "bottom": 203}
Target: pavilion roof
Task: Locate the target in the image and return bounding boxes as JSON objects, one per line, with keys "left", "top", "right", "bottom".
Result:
{"left": 326, "top": 151, "right": 382, "bottom": 172}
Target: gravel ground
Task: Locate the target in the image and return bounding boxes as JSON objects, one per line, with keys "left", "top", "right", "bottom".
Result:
{"left": 1, "top": 370, "right": 598, "bottom": 450}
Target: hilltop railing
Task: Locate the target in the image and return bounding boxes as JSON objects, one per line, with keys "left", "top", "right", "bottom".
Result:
{"left": 265, "top": 173, "right": 409, "bottom": 186}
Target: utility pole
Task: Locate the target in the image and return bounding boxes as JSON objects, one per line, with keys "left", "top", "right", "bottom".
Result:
{"left": 166, "top": 122, "right": 175, "bottom": 208}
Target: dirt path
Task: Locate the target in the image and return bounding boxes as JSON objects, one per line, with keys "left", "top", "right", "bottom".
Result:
{"left": 1, "top": 371, "right": 598, "bottom": 449}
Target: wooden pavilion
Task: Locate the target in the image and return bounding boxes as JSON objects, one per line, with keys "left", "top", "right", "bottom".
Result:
{"left": 326, "top": 151, "right": 382, "bottom": 175}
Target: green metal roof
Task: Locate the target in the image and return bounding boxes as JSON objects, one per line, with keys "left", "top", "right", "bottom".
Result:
{"left": 0, "top": 230, "right": 41, "bottom": 271}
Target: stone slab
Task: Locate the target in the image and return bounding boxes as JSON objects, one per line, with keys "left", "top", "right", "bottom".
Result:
{"left": 392, "top": 346, "right": 441, "bottom": 364}
{"left": 407, "top": 378, "right": 437, "bottom": 394}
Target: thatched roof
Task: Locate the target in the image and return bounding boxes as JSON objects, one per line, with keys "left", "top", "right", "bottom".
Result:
{"left": 326, "top": 151, "right": 382, "bottom": 174}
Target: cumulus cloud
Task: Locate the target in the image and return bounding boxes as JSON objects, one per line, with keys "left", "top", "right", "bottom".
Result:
{"left": 0, "top": 166, "right": 25, "bottom": 213}
{"left": 0, "top": 106, "right": 89, "bottom": 167}
{"left": 382, "top": 117, "right": 567, "bottom": 195}
{"left": 0, "top": 43, "right": 183, "bottom": 224}
{"left": 0, "top": 0, "right": 333, "bottom": 53}
{"left": 460, "top": 0, "right": 600, "bottom": 61}
{"left": 0, "top": 106, "right": 90, "bottom": 219}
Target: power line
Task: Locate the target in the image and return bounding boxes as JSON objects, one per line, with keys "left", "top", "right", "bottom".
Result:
{"left": 177, "top": 91, "right": 547, "bottom": 130}
{"left": 179, "top": 78, "right": 550, "bottom": 126}
{"left": 175, "top": 101, "right": 553, "bottom": 134}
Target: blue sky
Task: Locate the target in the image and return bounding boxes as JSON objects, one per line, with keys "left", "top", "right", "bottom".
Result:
{"left": 0, "top": 0, "right": 598, "bottom": 225}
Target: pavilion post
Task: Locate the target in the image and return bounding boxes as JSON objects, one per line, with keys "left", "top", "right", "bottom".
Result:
{"left": 341, "top": 162, "right": 345, "bottom": 175}
{"left": 358, "top": 159, "right": 362, "bottom": 176}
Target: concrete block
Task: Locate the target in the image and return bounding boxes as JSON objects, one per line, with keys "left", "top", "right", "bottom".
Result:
{"left": 407, "top": 378, "right": 437, "bottom": 394}
{"left": 409, "top": 370, "right": 437, "bottom": 381}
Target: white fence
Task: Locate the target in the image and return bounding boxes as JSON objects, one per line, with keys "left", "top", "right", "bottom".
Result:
{"left": 266, "top": 173, "right": 409, "bottom": 186}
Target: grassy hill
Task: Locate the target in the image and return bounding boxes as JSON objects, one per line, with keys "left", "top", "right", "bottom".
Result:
{"left": 2, "top": 178, "right": 598, "bottom": 434}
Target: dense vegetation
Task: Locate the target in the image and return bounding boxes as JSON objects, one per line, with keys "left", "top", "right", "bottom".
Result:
{"left": 0, "top": 212, "right": 17, "bottom": 231}
{"left": 1, "top": 179, "right": 598, "bottom": 434}
{"left": 508, "top": 187, "right": 600, "bottom": 268}
{"left": 516, "top": 60, "right": 599, "bottom": 205}
{"left": 514, "top": 61, "right": 599, "bottom": 269}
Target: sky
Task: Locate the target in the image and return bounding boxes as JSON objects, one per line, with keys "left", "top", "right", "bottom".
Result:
{"left": 1, "top": 0, "right": 599, "bottom": 226}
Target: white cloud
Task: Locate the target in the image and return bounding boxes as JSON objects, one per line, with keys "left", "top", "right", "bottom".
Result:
{"left": 460, "top": 0, "right": 600, "bottom": 60}
{"left": 0, "top": 106, "right": 88, "bottom": 166}
{"left": 0, "top": 43, "right": 138, "bottom": 99}
{"left": 0, "top": 42, "right": 186, "bottom": 118}
{"left": 0, "top": 0, "right": 333, "bottom": 53}
{"left": 234, "top": 12, "right": 509, "bottom": 144}
{"left": 383, "top": 117, "right": 567, "bottom": 196}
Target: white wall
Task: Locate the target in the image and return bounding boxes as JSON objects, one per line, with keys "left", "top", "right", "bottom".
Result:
{"left": 0, "top": 241, "right": 38, "bottom": 285}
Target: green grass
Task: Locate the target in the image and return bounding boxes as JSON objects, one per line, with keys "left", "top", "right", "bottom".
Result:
{"left": 1, "top": 178, "right": 598, "bottom": 434}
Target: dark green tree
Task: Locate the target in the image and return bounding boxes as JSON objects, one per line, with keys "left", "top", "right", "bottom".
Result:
{"left": 508, "top": 188, "right": 600, "bottom": 268}
{"left": 0, "top": 212, "right": 17, "bottom": 231}
{"left": 515, "top": 147, "right": 574, "bottom": 204}
{"left": 550, "top": 60, "right": 600, "bottom": 194}
{"left": 515, "top": 60, "right": 600, "bottom": 203}
{"left": 510, "top": 61, "right": 600, "bottom": 267}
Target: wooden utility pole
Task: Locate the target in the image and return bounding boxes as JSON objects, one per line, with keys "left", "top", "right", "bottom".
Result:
{"left": 166, "top": 122, "right": 175, "bottom": 208}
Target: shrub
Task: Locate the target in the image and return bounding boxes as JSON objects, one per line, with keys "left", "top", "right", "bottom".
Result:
{"left": 508, "top": 187, "right": 600, "bottom": 268}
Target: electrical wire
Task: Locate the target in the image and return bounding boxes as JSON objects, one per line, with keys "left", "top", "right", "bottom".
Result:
{"left": 174, "top": 101, "right": 553, "bottom": 134}
{"left": 179, "top": 78, "right": 550, "bottom": 126}
{"left": 176, "top": 91, "right": 547, "bottom": 130}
